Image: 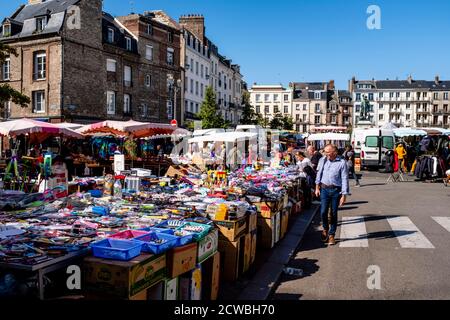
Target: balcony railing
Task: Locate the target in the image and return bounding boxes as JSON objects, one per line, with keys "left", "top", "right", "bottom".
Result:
{"left": 389, "top": 109, "right": 401, "bottom": 114}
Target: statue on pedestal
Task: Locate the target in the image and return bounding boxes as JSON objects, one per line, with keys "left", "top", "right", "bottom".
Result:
{"left": 359, "top": 95, "right": 371, "bottom": 122}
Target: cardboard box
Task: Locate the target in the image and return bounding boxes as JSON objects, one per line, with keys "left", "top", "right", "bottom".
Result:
{"left": 257, "top": 211, "right": 281, "bottom": 249}
{"left": 250, "top": 230, "right": 257, "bottom": 266}
{"left": 83, "top": 253, "right": 166, "bottom": 299}
{"left": 167, "top": 242, "right": 198, "bottom": 278}
{"left": 147, "top": 280, "right": 164, "bottom": 300}
{"left": 164, "top": 277, "right": 178, "bottom": 300}
{"left": 280, "top": 209, "right": 290, "bottom": 240}
{"left": 254, "top": 200, "right": 282, "bottom": 218}
{"left": 283, "top": 192, "right": 289, "bottom": 208}
{"left": 201, "top": 251, "right": 220, "bottom": 301}
{"left": 242, "top": 233, "right": 252, "bottom": 273}
{"left": 179, "top": 265, "right": 202, "bottom": 300}
{"left": 214, "top": 216, "right": 247, "bottom": 241}
{"left": 245, "top": 211, "right": 257, "bottom": 233}
{"left": 198, "top": 228, "right": 219, "bottom": 263}
{"left": 218, "top": 237, "right": 241, "bottom": 282}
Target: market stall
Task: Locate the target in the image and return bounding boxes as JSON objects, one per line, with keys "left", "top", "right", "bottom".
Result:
{"left": 306, "top": 132, "right": 350, "bottom": 149}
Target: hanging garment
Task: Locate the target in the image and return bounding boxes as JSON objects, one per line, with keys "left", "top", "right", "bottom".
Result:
{"left": 393, "top": 151, "right": 399, "bottom": 172}
{"left": 432, "top": 157, "right": 438, "bottom": 177}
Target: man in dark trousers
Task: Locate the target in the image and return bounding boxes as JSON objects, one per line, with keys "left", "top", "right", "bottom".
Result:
{"left": 343, "top": 145, "right": 361, "bottom": 187}
{"left": 307, "top": 145, "right": 323, "bottom": 171}
{"left": 315, "top": 144, "right": 349, "bottom": 246}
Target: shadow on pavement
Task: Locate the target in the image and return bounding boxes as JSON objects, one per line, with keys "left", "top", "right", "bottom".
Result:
{"left": 344, "top": 201, "right": 369, "bottom": 206}
{"left": 337, "top": 230, "right": 417, "bottom": 243}
{"left": 337, "top": 215, "right": 399, "bottom": 226}
{"left": 360, "top": 183, "right": 387, "bottom": 187}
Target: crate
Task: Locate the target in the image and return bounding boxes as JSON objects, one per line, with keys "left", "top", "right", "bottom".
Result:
{"left": 241, "top": 232, "right": 252, "bottom": 274}
{"left": 245, "top": 211, "right": 257, "bottom": 233}
{"left": 139, "top": 227, "right": 174, "bottom": 235}
{"left": 90, "top": 238, "right": 143, "bottom": 261}
{"left": 172, "top": 229, "right": 195, "bottom": 246}
{"left": 176, "top": 222, "right": 212, "bottom": 241}
{"left": 197, "top": 229, "right": 218, "bottom": 263}
{"left": 166, "top": 242, "right": 198, "bottom": 278}
{"left": 257, "top": 211, "right": 281, "bottom": 249}
{"left": 135, "top": 232, "right": 179, "bottom": 255}
{"left": 108, "top": 230, "right": 148, "bottom": 239}
{"left": 254, "top": 200, "right": 283, "bottom": 218}
{"left": 156, "top": 219, "right": 187, "bottom": 230}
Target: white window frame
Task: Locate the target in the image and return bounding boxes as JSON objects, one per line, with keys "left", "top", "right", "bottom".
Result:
{"left": 125, "top": 37, "right": 132, "bottom": 51}
{"left": 107, "top": 28, "right": 114, "bottom": 43}
{"left": 107, "top": 91, "right": 116, "bottom": 115}
{"left": 167, "top": 48, "right": 174, "bottom": 65}
{"left": 296, "top": 104, "right": 300, "bottom": 111}
{"left": 3, "top": 58, "right": 10, "bottom": 80}
{"left": 146, "top": 45, "right": 153, "bottom": 61}
{"left": 106, "top": 59, "right": 116, "bottom": 72}
{"left": 315, "top": 92, "right": 321, "bottom": 100}
{"left": 33, "top": 91, "right": 45, "bottom": 113}
{"left": 2, "top": 24, "right": 11, "bottom": 37}
{"left": 123, "top": 94, "right": 131, "bottom": 113}
{"left": 124, "top": 66, "right": 132, "bottom": 87}
{"left": 36, "top": 16, "right": 47, "bottom": 32}
{"left": 444, "top": 92, "right": 449, "bottom": 100}
{"left": 190, "top": 79, "right": 194, "bottom": 94}
{"left": 255, "top": 94, "right": 261, "bottom": 102}
{"left": 273, "top": 94, "right": 279, "bottom": 102}
{"left": 34, "top": 52, "right": 46, "bottom": 80}
{"left": 147, "top": 24, "right": 153, "bottom": 35}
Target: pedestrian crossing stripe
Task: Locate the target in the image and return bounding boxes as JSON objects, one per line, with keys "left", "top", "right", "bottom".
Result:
{"left": 336, "top": 216, "right": 447, "bottom": 249}
{"left": 432, "top": 217, "right": 450, "bottom": 233}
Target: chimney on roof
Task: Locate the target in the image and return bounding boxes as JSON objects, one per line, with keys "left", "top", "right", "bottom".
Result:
{"left": 435, "top": 75, "right": 440, "bottom": 85}
{"left": 407, "top": 75, "right": 413, "bottom": 84}
{"left": 329, "top": 80, "right": 335, "bottom": 90}
{"left": 349, "top": 77, "right": 356, "bottom": 92}
{"left": 179, "top": 14, "right": 205, "bottom": 43}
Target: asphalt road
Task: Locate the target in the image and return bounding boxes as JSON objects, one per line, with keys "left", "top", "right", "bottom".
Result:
{"left": 272, "top": 171, "right": 450, "bottom": 300}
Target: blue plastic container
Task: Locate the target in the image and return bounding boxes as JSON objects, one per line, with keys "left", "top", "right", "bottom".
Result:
{"left": 156, "top": 219, "right": 187, "bottom": 230}
{"left": 139, "top": 227, "right": 174, "bottom": 234}
{"left": 171, "top": 229, "right": 195, "bottom": 246}
{"left": 135, "top": 232, "right": 178, "bottom": 255}
{"left": 90, "top": 238, "right": 143, "bottom": 261}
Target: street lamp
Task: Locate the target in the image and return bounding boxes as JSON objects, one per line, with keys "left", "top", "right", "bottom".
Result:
{"left": 168, "top": 75, "right": 182, "bottom": 123}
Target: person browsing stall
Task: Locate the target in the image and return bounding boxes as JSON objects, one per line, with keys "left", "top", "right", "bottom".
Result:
{"left": 315, "top": 144, "right": 349, "bottom": 246}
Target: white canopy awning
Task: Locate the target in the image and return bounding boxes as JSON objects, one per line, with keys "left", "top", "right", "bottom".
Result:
{"left": 393, "top": 128, "right": 427, "bottom": 137}
{"left": 307, "top": 133, "right": 350, "bottom": 141}
{"left": 188, "top": 132, "right": 258, "bottom": 144}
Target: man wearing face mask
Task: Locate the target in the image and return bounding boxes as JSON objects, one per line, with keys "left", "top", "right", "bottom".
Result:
{"left": 315, "top": 144, "right": 349, "bottom": 246}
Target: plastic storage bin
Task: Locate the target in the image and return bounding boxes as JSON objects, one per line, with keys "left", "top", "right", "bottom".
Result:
{"left": 176, "top": 222, "right": 212, "bottom": 240}
{"left": 139, "top": 227, "right": 174, "bottom": 234}
{"left": 108, "top": 230, "right": 148, "bottom": 239}
{"left": 156, "top": 219, "right": 187, "bottom": 230}
{"left": 171, "top": 229, "right": 195, "bottom": 246}
{"left": 135, "top": 232, "right": 179, "bottom": 255}
{"left": 90, "top": 238, "right": 143, "bottom": 261}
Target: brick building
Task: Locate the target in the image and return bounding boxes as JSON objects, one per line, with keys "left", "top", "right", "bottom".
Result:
{"left": 0, "top": 0, "right": 182, "bottom": 124}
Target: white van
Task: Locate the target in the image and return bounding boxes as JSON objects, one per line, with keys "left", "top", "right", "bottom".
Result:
{"left": 351, "top": 128, "right": 367, "bottom": 156}
{"left": 360, "top": 129, "right": 395, "bottom": 168}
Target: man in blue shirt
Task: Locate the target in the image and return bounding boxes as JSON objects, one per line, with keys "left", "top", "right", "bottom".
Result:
{"left": 315, "top": 144, "right": 349, "bottom": 245}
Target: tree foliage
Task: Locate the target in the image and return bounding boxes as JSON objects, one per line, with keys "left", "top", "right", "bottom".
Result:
{"left": 240, "top": 91, "right": 259, "bottom": 125}
{"left": 0, "top": 43, "right": 30, "bottom": 108}
{"left": 269, "top": 113, "right": 284, "bottom": 130}
{"left": 198, "top": 86, "right": 228, "bottom": 129}
{"left": 282, "top": 115, "right": 294, "bottom": 130}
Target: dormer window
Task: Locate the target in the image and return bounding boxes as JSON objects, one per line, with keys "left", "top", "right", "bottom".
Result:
{"left": 36, "top": 16, "right": 47, "bottom": 32}
{"left": 107, "top": 28, "right": 114, "bottom": 43}
{"left": 125, "top": 37, "right": 132, "bottom": 51}
{"left": 147, "top": 24, "right": 153, "bottom": 35}
{"left": 2, "top": 24, "right": 11, "bottom": 37}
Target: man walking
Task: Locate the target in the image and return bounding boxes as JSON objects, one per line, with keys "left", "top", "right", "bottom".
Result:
{"left": 343, "top": 145, "right": 361, "bottom": 187}
{"left": 315, "top": 144, "right": 349, "bottom": 245}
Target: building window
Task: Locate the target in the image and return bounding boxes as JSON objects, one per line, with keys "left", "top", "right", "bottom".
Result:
{"left": 190, "top": 79, "right": 193, "bottom": 94}
{"left": 423, "top": 92, "right": 428, "bottom": 98}
{"left": 379, "top": 114, "right": 384, "bottom": 121}
{"left": 2, "top": 57, "right": 10, "bottom": 80}
{"left": 195, "top": 81, "right": 199, "bottom": 96}
{"left": 106, "top": 59, "right": 116, "bottom": 72}
{"left": 167, "top": 48, "right": 174, "bottom": 66}
{"left": 264, "top": 106, "right": 270, "bottom": 114}
{"left": 36, "top": 16, "right": 47, "bottom": 32}
{"left": 274, "top": 106, "right": 279, "bottom": 114}
{"left": 273, "top": 94, "right": 279, "bottom": 102}
{"left": 190, "top": 59, "right": 194, "bottom": 72}
{"left": 314, "top": 116, "right": 320, "bottom": 124}
{"left": 264, "top": 94, "right": 270, "bottom": 102}
{"left": 196, "top": 103, "right": 199, "bottom": 113}
{"left": 379, "top": 92, "right": 384, "bottom": 98}
{"left": 195, "top": 62, "right": 199, "bottom": 75}
{"left": 379, "top": 104, "right": 384, "bottom": 110}
{"left": 331, "top": 115, "right": 337, "bottom": 123}
{"left": 32, "top": 91, "right": 45, "bottom": 113}
{"left": 168, "top": 32, "right": 173, "bottom": 43}
{"left": 284, "top": 94, "right": 289, "bottom": 102}
{"left": 356, "top": 93, "right": 361, "bottom": 101}
{"left": 434, "top": 92, "right": 439, "bottom": 100}
{"left": 125, "top": 37, "right": 132, "bottom": 51}
{"left": 256, "top": 106, "right": 260, "bottom": 113}
{"left": 107, "top": 91, "right": 116, "bottom": 115}
{"left": 389, "top": 92, "right": 394, "bottom": 98}
{"left": 141, "top": 104, "right": 148, "bottom": 117}
{"left": 314, "top": 92, "right": 321, "bottom": 100}
{"left": 369, "top": 93, "right": 374, "bottom": 101}
{"left": 406, "top": 92, "right": 411, "bottom": 98}
{"left": 396, "top": 92, "right": 400, "bottom": 98}
{"left": 123, "top": 94, "right": 131, "bottom": 114}
{"left": 315, "top": 104, "right": 320, "bottom": 113}
{"left": 295, "top": 104, "right": 300, "bottom": 111}
{"left": 33, "top": 52, "right": 46, "bottom": 80}
{"left": 284, "top": 105, "right": 289, "bottom": 114}
{"left": 201, "top": 64, "right": 204, "bottom": 78}
{"left": 107, "top": 28, "right": 114, "bottom": 43}
{"left": 146, "top": 45, "right": 153, "bottom": 61}
{"left": 256, "top": 94, "right": 261, "bottom": 102}
{"left": 147, "top": 24, "right": 153, "bottom": 35}
{"left": 406, "top": 114, "right": 411, "bottom": 121}
{"left": 303, "top": 114, "right": 307, "bottom": 122}
{"left": 2, "top": 24, "right": 11, "bottom": 37}
{"left": 190, "top": 102, "right": 194, "bottom": 113}
{"left": 145, "top": 75, "right": 152, "bottom": 87}
{"left": 201, "top": 83, "right": 204, "bottom": 97}
{"left": 355, "top": 105, "right": 360, "bottom": 112}
{"left": 124, "top": 66, "right": 132, "bottom": 87}
{"left": 205, "top": 67, "right": 209, "bottom": 79}
{"left": 406, "top": 103, "right": 410, "bottom": 109}
{"left": 303, "top": 104, "right": 307, "bottom": 111}
{"left": 444, "top": 92, "right": 449, "bottom": 100}
{"left": 296, "top": 114, "right": 300, "bottom": 121}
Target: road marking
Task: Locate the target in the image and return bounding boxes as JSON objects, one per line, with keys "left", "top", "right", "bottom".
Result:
{"left": 339, "top": 216, "right": 369, "bottom": 247}
{"left": 386, "top": 216, "right": 434, "bottom": 249}
{"left": 432, "top": 217, "right": 450, "bottom": 233}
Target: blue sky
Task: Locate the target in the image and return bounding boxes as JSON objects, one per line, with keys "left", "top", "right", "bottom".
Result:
{"left": 2, "top": 0, "right": 450, "bottom": 89}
